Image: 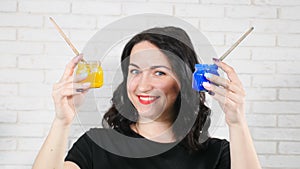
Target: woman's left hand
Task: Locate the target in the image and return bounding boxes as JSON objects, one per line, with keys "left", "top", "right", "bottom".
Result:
{"left": 203, "top": 58, "right": 246, "bottom": 127}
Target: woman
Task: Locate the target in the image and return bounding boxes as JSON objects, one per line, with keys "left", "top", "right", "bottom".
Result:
{"left": 33, "top": 27, "right": 261, "bottom": 169}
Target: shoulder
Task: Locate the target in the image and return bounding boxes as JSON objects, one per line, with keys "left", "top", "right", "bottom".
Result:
{"left": 71, "top": 128, "right": 114, "bottom": 148}
{"left": 205, "top": 138, "right": 230, "bottom": 168}
{"left": 205, "top": 138, "right": 229, "bottom": 148}
{"left": 203, "top": 138, "right": 230, "bottom": 154}
{"left": 197, "top": 138, "right": 230, "bottom": 159}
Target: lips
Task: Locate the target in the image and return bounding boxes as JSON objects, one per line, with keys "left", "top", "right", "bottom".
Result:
{"left": 137, "top": 95, "right": 159, "bottom": 105}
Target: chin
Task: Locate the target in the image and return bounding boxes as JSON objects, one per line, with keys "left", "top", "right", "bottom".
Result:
{"left": 136, "top": 107, "right": 165, "bottom": 122}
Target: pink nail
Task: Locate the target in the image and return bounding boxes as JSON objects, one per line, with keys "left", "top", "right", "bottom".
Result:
{"left": 202, "top": 82, "right": 211, "bottom": 88}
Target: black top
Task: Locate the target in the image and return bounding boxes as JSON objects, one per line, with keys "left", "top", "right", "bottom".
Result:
{"left": 65, "top": 128, "right": 230, "bottom": 169}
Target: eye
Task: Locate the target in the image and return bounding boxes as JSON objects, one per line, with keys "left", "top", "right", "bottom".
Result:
{"left": 130, "top": 69, "right": 140, "bottom": 75}
{"left": 154, "top": 71, "right": 166, "bottom": 76}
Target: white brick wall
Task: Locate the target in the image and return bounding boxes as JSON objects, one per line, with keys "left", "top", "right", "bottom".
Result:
{"left": 0, "top": 0, "right": 299, "bottom": 168}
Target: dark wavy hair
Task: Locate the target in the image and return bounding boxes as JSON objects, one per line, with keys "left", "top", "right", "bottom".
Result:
{"left": 103, "top": 26, "right": 211, "bottom": 152}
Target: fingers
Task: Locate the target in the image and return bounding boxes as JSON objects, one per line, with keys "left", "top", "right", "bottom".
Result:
{"left": 60, "top": 54, "right": 84, "bottom": 81}
{"left": 204, "top": 72, "right": 244, "bottom": 94}
{"left": 53, "top": 81, "right": 91, "bottom": 99}
{"left": 213, "top": 58, "right": 242, "bottom": 85}
{"left": 202, "top": 59, "right": 246, "bottom": 106}
{"left": 203, "top": 82, "right": 243, "bottom": 104}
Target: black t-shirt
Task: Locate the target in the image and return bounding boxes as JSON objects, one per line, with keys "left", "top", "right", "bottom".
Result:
{"left": 65, "top": 128, "right": 230, "bottom": 169}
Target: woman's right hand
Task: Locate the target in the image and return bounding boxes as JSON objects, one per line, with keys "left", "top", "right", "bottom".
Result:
{"left": 52, "top": 54, "right": 91, "bottom": 126}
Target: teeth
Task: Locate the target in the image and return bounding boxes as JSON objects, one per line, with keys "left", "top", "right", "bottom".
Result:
{"left": 139, "top": 96, "right": 156, "bottom": 101}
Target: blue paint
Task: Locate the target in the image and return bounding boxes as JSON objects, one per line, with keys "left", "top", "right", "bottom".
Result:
{"left": 192, "top": 64, "right": 219, "bottom": 92}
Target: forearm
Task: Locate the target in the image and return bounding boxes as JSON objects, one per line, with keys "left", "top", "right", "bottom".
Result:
{"left": 229, "top": 120, "right": 261, "bottom": 169}
{"left": 32, "top": 119, "right": 71, "bottom": 169}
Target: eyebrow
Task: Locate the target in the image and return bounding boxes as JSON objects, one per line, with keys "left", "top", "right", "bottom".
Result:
{"left": 129, "top": 63, "right": 171, "bottom": 70}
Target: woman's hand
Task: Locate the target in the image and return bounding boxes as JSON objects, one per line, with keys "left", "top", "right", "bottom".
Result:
{"left": 52, "top": 54, "right": 91, "bottom": 126}
{"left": 203, "top": 58, "right": 246, "bottom": 127}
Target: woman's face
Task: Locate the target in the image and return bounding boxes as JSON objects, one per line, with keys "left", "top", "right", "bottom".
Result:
{"left": 127, "top": 41, "right": 180, "bottom": 122}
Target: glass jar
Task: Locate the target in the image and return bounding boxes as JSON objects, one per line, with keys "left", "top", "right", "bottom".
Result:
{"left": 76, "top": 60, "right": 103, "bottom": 88}
{"left": 192, "top": 64, "right": 219, "bottom": 92}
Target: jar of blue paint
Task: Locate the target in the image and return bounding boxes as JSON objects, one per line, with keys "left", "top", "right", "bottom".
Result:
{"left": 192, "top": 64, "right": 219, "bottom": 92}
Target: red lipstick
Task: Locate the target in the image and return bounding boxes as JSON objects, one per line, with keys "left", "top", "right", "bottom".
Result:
{"left": 137, "top": 95, "right": 159, "bottom": 105}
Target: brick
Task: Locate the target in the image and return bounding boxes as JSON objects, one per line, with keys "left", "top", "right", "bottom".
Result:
{"left": 44, "top": 42, "right": 76, "bottom": 56}
{"left": 98, "top": 70, "right": 118, "bottom": 85}
{"left": 226, "top": 6, "right": 277, "bottom": 19}
{"left": 0, "top": 14, "right": 43, "bottom": 27}
{"left": 0, "top": 1, "right": 17, "bottom": 12}
{"left": 253, "top": 20, "right": 300, "bottom": 33}
{"left": 0, "top": 29, "right": 16, "bottom": 40}
{"left": 202, "top": 32, "right": 225, "bottom": 46}
{"left": 252, "top": 128, "right": 300, "bottom": 141}
{"left": 279, "top": 142, "right": 300, "bottom": 154}
{"left": 278, "top": 61, "right": 300, "bottom": 73}
{"left": 96, "top": 98, "right": 113, "bottom": 113}
{"left": 0, "top": 42, "right": 43, "bottom": 55}
{"left": 280, "top": 7, "right": 300, "bottom": 19}
{"left": 254, "top": 0, "right": 300, "bottom": 5}
{"left": 45, "top": 15, "right": 96, "bottom": 29}
{"left": 279, "top": 88, "right": 300, "bottom": 100}
{"left": 259, "top": 155, "right": 300, "bottom": 168}
{"left": 150, "top": 0, "right": 198, "bottom": 2}
{"left": 0, "top": 55, "right": 17, "bottom": 68}
{"left": 180, "top": 18, "right": 200, "bottom": 29}
{"left": 44, "top": 97, "right": 55, "bottom": 111}
{"left": 44, "top": 70, "right": 64, "bottom": 84}
{"left": 19, "top": 1, "right": 70, "bottom": 13}
{"left": 0, "top": 97, "right": 44, "bottom": 110}
{"left": 202, "top": 0, "right": 251, "bottom": 5}
{"left": 0, "top": 111, "right": 17, "bottom": 123}
{"left": 227, "top": 60, "right": 275, "bottom": 74}
{"left": 245, "top": 88, "right": 277, "bottom": 101}
{"left": 246, "top": 114, "right": 276, "bottom": 127}
{"left": 1, "top": 165, "right": 31, "bottom": 169}
{"left": 279, "top": 115, "right": 300, "bottom": 127}
{"left": 97, "top": 16, "right": 123, "bottom": 29}
{"left": 18, "top": 29, "right": 64, "bottom": 42}
{"left": 0, "top": 151, "right": 37, "bottom": 165}
{"left": 278, "top": 34, "right": 300, "bottom": 47}
{"left": 210, "top": 126, "right": 229, "bottom": 140}
{"left": 253, "top": 101, "right": 300, "bottom": 114}
{"left": 253, "top": 75, "right": 300, "bottom": 87}
{"left": 18, "top": 138, "right": 44, "bottom": 150}
{"left": 69, "top": 30, "right": 97, "bottom": 42}
{"left": 214, "top": 46, "right": 251, "bottom": 60}
{"left": 69, "top": 124, "right": 86, "bottom": 138}
{"left": 0, "top": 124, "right": 44, "bottom": 137}
{"left": 18, "top": 111, "right": 54, "bottom": 124}
{"left": 76, "top": 110, "right": 103, "bottom": 126}
{"left": 101, "top": 58, "right": 121, "bottom": 71}
{"left": 0, "top": 139, "right": 17, "bottom": 150}
{"left": 252, "top": 47, "right": 300, "bottom": 61}
{"left": 0, "top": 69, "right": 44, "bottom": 83}
{"left": 19, "top": 83, "right": 52, "bottom": 97}
{"left": 201, "top": 19, "right": 249, "bottom": 32}
{"left": 226, "top": 33, "right": 276, "bottom": 47}
{"left": 122, "top": 3, "right": 173, "bottom": 15}
{"left": 238, "top": 75, "right": 251, "bottom": 87}
{"left": 254, "top": 141, "right": 276, "bottom": 154}
{"left": 0, "top": 84, "right": 18, "bottom": 96}
{"left": 91, "top": 85, "right": 113, "bottom": 98}
{"left": 72, "top": 2, "right": 121, "bottom": 15}
{"left": 175, "top": 5, "right": 224, "bottom": 18}
{"left": 18, "top": 54, "right": 69, "bottom": 69}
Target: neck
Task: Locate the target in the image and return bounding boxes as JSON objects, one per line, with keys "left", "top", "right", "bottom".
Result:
{"left": 132, "top": 119, "right": 176, "bottom": 143}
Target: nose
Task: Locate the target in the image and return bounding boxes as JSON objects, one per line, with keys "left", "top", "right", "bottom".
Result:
{"left": 137, "top": 71, "right": 152, "bottom": 92}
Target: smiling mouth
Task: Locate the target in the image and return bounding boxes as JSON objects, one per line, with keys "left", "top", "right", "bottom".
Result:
{"left": 138, "top": 95, "right": 160, "bottom": 105}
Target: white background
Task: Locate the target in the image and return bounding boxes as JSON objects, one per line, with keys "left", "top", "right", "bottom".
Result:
{"left": 0, "top": 0, "right": 300, "bottom": 168}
